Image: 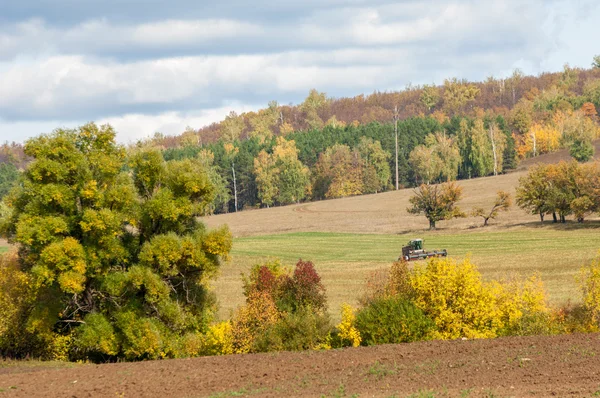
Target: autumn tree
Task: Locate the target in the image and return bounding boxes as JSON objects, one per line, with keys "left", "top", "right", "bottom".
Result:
{"left": 0, "top": 124, "right": 232, "bottom": 360}
{"left": 593, "top": 55, "right": 600, "bottom": 69}
{"left": 273, "top": 138, "right": 310, "bottom": 204}
{"left": 356, "top": 137, "right": 391, "bottom": 193}
{"left": 254, "top": 150, "right": 278, "bottom": 208}
{"left": 314, "top": 144, "right": 363, "bottom": 199}
{"left": 469, "top": 119, "right": 494, "bottom": 177}
{"left": 301, "top": 89, "right": 328, "bottom": 130}
{"left": 471, "top": 191, "right": 512, "bottom": 226}
{"left": 562, "top": 110, "right": 598, "bottom": 162}
{"left": 221, "top": 111, "right": 245, "bottom": 142}
{"left": 409, "top": 145, "right": 440, "bottom": 185}
{"left": 407, "top": 182, "right": 465, "bottom": 229}
{"left": 429, "top": 133, "right": 460, "bottom": 182}
{"left": 254, "top": 138, "right": 310, "bottom": 207}
{"left": 420, "top": 84, "right": 440, "bottom": 112}
{"left": 442, "top": 78, "right": 480, "bottom": 113}
{"left": 516, "top": 164, "right": 552, "bottom": 222}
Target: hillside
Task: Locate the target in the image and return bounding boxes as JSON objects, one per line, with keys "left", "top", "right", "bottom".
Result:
{"left": 204, "top": 142, "right": 600, "bottom": 237}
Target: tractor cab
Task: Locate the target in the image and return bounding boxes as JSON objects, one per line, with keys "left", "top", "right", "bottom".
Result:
{"left": 407, "top": 239, "right": 424, "bottom": 252}
{"left": 400, "top": 238, "right": 447, "bottom": 262}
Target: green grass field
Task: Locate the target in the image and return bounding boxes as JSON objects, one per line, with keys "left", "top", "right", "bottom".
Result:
{"left": 214, "top": 225, "right": 600, "bottom": 320}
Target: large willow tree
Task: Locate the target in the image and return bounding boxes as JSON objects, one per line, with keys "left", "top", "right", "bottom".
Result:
{"left": 0, "top": 123, "right": 231, "bottom": 360}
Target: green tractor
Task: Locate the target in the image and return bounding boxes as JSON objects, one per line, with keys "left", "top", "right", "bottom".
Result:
{"left": 399, "top": 239, "right": 447, "bottom": 262}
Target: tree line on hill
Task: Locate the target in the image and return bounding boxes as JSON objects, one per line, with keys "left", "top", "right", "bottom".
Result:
{"left": 1, "top": 59, "right": 600, "bottom": 213}
{"left": 153, "top": 61, "right": 600, "bottom": 214}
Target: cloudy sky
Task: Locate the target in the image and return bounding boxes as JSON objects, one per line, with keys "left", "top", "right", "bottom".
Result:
{"left": 1, "top": 0, "right": 598, "bottom": 143}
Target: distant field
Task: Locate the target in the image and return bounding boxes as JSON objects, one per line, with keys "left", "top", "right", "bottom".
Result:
{"left": 214, "top": 226, "right": 600, "bottom": 321}
{"left": 207, "top": 148, "right": 600, "bottom": 320}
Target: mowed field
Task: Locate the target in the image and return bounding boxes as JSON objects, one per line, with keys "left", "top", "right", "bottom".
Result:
{"left": 206, "top": 148, "right": 600, "bottom": 320}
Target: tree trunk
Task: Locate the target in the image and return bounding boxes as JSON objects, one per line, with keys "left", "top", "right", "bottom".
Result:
{"left": 429, "top": 219, "right": 436, "bottom": 230}
{"left": 483, "top": 217, "right": 489, "bottom": 226}
{"left": 560, "top": 214, "right": 566, "bottom": 223}
{"left": 539, "top": 212, "right": 544, "bottom": 222}
{"left": 552, "top": 212, "right": 558, "bottom": 223}
{"left": 232, "top": 162, "right": 238, "bottom": 212}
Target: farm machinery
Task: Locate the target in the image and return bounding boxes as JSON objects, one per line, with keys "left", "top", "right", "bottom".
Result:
{"left": 399, "top": 239, "right": 447, "bottom": 262}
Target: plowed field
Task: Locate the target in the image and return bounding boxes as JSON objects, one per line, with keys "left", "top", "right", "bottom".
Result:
{"left": 2, "top": 333, "right": 600, "bottom": 397}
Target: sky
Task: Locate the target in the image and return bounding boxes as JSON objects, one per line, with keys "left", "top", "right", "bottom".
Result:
{"left": 0, "top": 0, "right": 599, "bottom": 144}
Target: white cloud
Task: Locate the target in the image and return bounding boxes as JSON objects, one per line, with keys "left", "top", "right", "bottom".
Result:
{"left": 0, "top": 0, "right": 598, "bottom": 143}
{"left": 98, "top": 104, "right": 262, "bottom": 143}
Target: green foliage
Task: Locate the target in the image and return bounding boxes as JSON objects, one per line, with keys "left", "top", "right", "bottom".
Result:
{"left": 517, "top": 160, "right": 600, "bottom": 223}
{"left": 254, "top": 137, "right": 310, "bottom": 207}
{"left": 471, "top": 191, "right": 512, "bottom": 226}
{"left": 516, "top": 163, "right": 553, "bottom": 222}
{"left": 407, "top": 182, "right": 465, "bottom": 229}
{"left": 0, "top": 124, "right": 232, "bottom": 361}
{"left": 253, "top": 307, "right": 331, "bottom": 352}
{"left": 355, "top": 296, "right": 435, "bottom": 345}
{"left": 410, "top": 133, "right": 460, "bottom": 183}
{"left": 0, "top": 163, "right": 19, "bottom": 199}
{"left": 569, "top": 138, "right": 595, "bottom": 162}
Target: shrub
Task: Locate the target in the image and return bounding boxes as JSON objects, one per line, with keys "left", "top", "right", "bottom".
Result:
{"left": 388, "top": 260, "right": 414, "bottom": 299}
{"left": 199, "top": 322, "right": 234, "bottom": 356}
{"left": 355, "top": 296, "right": 435, "bottom": 345}
{"left": 410, "top": 257, "right": 501, "bottom": 339}
{"left": 230, "top": 291, "right": 280, "bottom": 354}
{"left": 277, "top": 259, "right": 327, "bottom": 313}
{"left": 577, "top": 256, "right": 600, "bottom": 330}
{"left": 359, "top": 261, "right": 413, "bottom": 307}
{"left": 335, "top": 303, "right": 361, "bottom": 347}
{"left": 252, "top": 307, "right": 332, "bottom": 352}
{"left": 242, "top": 258, "right": 327, "bottom": 314}
{"left": 409, "top": 257, "right": 550, "bottom": 340}
{"left": 241, "top": 259, "right": 288, "bottom": 297}
{"left": 496, "top": 275, "right": 552, "bottom": 336}
{"left": 0, "top": 250, "right": 46, "bottom": 358}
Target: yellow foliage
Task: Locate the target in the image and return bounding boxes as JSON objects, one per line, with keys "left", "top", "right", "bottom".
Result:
{"left": 578, "top": 256, "right": 600, "bottom": 328}
{"left": 48, "top": 334, "right": 73, "bottom": 361}
{"left": 409, "top": 257, "right": 549, "bottom": 340}
{"left": 517, "top": 123, "right": 561, "bottom": 158}
{"left": 230, "top": 291, "right": 280, "bottom": 354}
{"left": 280, "top": 122, "right": 295, "bottom": 135}
{"left": 337, "top": 304, "right": 361, "bottom": 347}
{"left": 0, "top": 250, "right": 33, "bottom": 340}
{"left": 202, "top": 322, "right": 234, "bottom": 356}
{"left": 410, "top": 257, "right": 500, "bottom": 339}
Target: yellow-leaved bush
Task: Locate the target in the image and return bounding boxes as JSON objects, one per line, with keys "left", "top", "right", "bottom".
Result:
{"left": 577, "top": 256, "right": 600, "bottom": 331}
{"left": 0, "top": 250, "right": 33, "bottom": 346}
{"left": 336, "top": 303, "right": 361, "bottom": 347}
{"left": 201, "top": 322, "right": 234, "bottom": 356}
{"left": 230, "top": 291, "right": 280, "bottom": 354}
{"left": 409, "top": 257, "right": 549, "bottom": 339}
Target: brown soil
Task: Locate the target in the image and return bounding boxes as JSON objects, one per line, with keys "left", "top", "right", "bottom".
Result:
{"left": 2, "top": 333, "right": 600, "bottom": 397}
